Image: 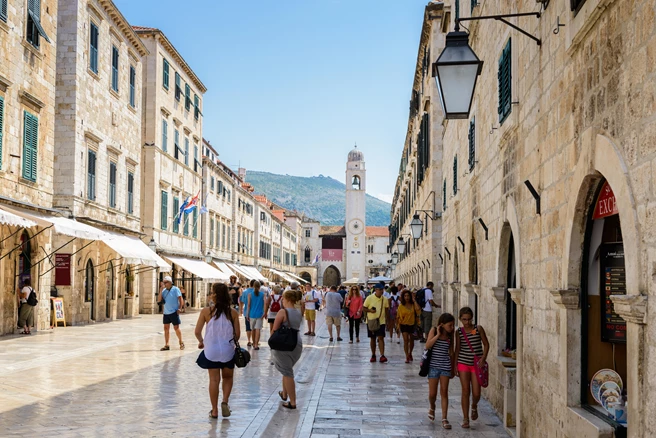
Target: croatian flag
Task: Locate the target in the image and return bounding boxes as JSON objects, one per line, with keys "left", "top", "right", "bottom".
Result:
{"left": 183, "top": 192, "right": 200, "bottom": 214}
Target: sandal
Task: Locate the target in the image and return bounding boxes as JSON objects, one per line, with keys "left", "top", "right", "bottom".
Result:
{"left": 254, "top": 346, "right": 260, "bottom": 350}
{"left": 247, "top": 342, "right": 253, "bottom": 346}
{"left": 461, "top": 420, "right": 470, "bottom": 429}
{"left": 208, "top": 410, "right": 218, "bottom": 419}
{"left": 428, "top": 408, "right": 435, "bottom": 421}
{"left": 179, "top": 342, "right": 185, "bottom": 350}
{"left": 441, "top": 419, "right": 452, "bottom": 430}
{"left": 221, "top": 402, "right": 231, "bottom": 417}
{"left": 281, "top": 401, "right": 297, "bottom": 409}
{"left": 278, "top": 391, "right": 287, "bottom": 401}
{"left": 160, "top": 346, "right": 170, "bottom": 351}
{"left": 20, "top": 331, "right": 30, "bottom": 335}
{"left": 471, "top": 405, "right": 478, "bottom": 421}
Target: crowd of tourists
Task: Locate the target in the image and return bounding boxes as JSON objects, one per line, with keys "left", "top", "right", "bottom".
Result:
{"left": 157, "top": 275, "right": 489, "bottom": 430}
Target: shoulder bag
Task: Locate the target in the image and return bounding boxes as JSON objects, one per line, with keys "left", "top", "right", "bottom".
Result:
{"left": 366, "top": 296, "right": 384, "bottom": 332}
{"left": 268, "top": 309, "right": 299, "bottom": 351}
{"left": 229, "top": 311, "right": 251, "bottom": 368}
{"left": 418, "top": 347, "right": 432, "bottom": 377}
{"left": 26, "top": 287, "right": 38, "bottom": 307}
{"left": 460, "top": 327, "right": 489, "bottom": 387}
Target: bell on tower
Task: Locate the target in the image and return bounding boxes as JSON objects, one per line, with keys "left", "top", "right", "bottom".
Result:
{"left": 352, "top": 175, "right": 361, "bottom": 190}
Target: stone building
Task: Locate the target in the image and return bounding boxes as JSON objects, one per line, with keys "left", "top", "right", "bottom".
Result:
{"left": 394, "top": 1, "right": 656, "bottom": 437}
{"left": 51, "top": 0, "right": 155, "bottom": 325}
{"left": 0, "top": 0, "right": 58, "bottom": 335}
{"left": 135, "top": 26, "right": 225, "bottom": 312}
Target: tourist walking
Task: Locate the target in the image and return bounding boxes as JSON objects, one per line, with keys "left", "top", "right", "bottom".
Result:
{"left": 455, "top": 306, "right": 489, "bottom": 429}
{"left": 271, "top": 289, "right": 304, "bottom": 409}
{"left": 228, "top": 276, "right": 240, "bottom": 311}
{"left": 425, "top": 313, "right": 456, "bottom": 429}
{"left": 266, "top": 285, "right": 284, "bottom": 327}
{"left": 324, "top": 286, "right": 344, "bottom": 342}
{"left": 246, "top": 280, "right": 266, "bottom": 350}
{"left": 416, "top": 282, "right": 438, "bottom": 343}
{"left": 194, "top": 283, "right": 240, "bottom": 418}
{"left": 345, "top": 285, "right": 363, "bottom": 343}
{"left": 363, "top": 283, "right": 389, "bottom": 363}
{"left": 239, "top": 280, "right": 254, "bottom": 346}
{"left": 387, "top": 286, "right": 401, "bottom": 344}
{"left": 17, "top": 279, "right": 36, "bottom": 334}
{"left": 396, "top": 289, "right": 421, "bottom": 363}
{"left": 303, "top": 283, "right": 318, "bottom": 336}
{"left": 160, "top": 276, "right": 185, "bottom": 351}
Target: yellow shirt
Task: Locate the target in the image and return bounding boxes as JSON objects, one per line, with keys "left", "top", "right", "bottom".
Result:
{"left": 363, "top": 294, "right": 389, "bottom": 324}
{"left": 396, "top": 304, "right": 418, "bottom": 326}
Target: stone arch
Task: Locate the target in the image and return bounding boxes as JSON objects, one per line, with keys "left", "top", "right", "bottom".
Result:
{"left": 299, "top": 271, "right": 312, "bottom": 284}
{"left": 496, "top": 195, "right": 522, "bottom": 288}
{"left": 322, "top": 265, "right": 341, "bottom": 287}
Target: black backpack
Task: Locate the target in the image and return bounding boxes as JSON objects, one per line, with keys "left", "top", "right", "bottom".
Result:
{"left": 27, "top": 288, "right": 38, "bottom": 306}
{"left": 416, "top": 288, "right": 426, "bottom": 309}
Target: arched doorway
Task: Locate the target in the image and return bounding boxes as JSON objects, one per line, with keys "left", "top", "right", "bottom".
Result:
{"left": 505, "top": 234, "right": 517, "bottom": 352}
{"left": 299, "top": 271, "right": 312, "bottom": 284}
{"left": 85, "top": 259, "right": 95, "bottom": 321}
{"left": 322, "top": 265, "right": 341, "bottom": 287}
{"left": 106, "top": 261, "right": 114, "bottom": 319}
{"left": 469, "top": 239, "right": 479, "bottom": 325}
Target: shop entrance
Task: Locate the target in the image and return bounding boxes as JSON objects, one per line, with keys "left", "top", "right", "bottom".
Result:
{"left": 106, "top": 261, "right": 114, "bottom": 319}
{"left": 85, "top": 259, "right": 95, "bottom": 321}
{"left": 17, "top": 230, "right": 32, "bottom": 288}
{"left": 505, "top": 234, "right": 517, "bottom": 352}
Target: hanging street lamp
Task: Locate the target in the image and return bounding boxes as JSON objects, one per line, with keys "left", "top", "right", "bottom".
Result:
{"left": 397, "top": 237, "right": 406, "bottom": 254}
{"left": 410, "top": 214, "right": 424, "bottom": 239}
{"left": 391, "top": 252, "right": 399, "bottom": 264}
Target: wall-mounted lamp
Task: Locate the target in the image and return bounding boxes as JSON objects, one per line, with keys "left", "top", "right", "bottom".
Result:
{"left": 148, "top": 238, "right": 157, "bottom": 253}
{"left": 205, "top": 251, "right": 212, "bottom": 264}
{"left": 410, "top": 210, "right": 443, "bottom": 239}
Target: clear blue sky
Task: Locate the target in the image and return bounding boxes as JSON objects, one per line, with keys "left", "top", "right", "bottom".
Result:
{"left": 114, "top": 0, "right": 430, "bottom": 204}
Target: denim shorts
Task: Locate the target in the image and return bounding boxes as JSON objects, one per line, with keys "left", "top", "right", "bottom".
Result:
{"left": 428, "top": 367, "right": 451, "bottom": 379}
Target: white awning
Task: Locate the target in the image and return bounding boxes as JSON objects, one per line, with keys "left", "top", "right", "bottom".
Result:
{"left": 166, "top": 256, "right": 229, "bottom": 281}
{"left": 0, "top": 206, "right": 37, "bottom": 228}
{"left": 2, "top": 206, "right": 105, "bottom": 240}
{"left": 227, "top": 263, "right": 259, "bottom": 281}
{"left": 286, "top": 272, "right": 309, "bottom": 284}
{"left": 269, "top": 268, "right": 296, "bottom": 283}
{"left": 214, "top": 261, "right": 236, "bottom": 277}
{"left": 102, "top": 232, "right": 171, "bottom": 271}
{"left": 241, "top": 265, "right": 267, "bottom": 283}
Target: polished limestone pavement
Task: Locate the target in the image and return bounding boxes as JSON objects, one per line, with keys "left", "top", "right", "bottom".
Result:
{"left": 0, "top": 311, "right": 509, "bottom": 437}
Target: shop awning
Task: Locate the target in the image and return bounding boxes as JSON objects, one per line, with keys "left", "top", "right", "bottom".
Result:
{"left": 286, "top": 272, "right": 309, "bottom": 284}
{"left": 166, "top": 256, "right": 229, "bottom": 281}
{"left": 103, "top": 232, "right": 171, "bottom": 271}
{"left": 0, "top": 206, "right": 37, "bottom": 228}
{"left": 227, "top": 263, "right": 266, "bottom": 282}
{"left": 269, "top": 268, "right": 296, "bottom": 283}
{"left": 241, "top": 265, "right": 267, "bottom": 283}
{"left": 214, "top": 261, "right": 236, "bottom": 277}
{"left": 2, "top": 206, "right": 105, "bottom": 240}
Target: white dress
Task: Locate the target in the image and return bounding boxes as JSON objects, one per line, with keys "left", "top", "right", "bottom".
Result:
{"left": 204, "top": 313, "right": 235, "bottom": 363}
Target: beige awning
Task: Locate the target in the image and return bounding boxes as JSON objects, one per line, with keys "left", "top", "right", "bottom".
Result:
{"left": 269, "top": 268, "right": 296, "bottom": 283}
{"left": 103, "top": 232, "right": 170, "bottom": 271}
{"left": 0, "top": 206, "right": 37, "bottom": 228}
{"left": 166, "top": 256, "right": 230, "bottom": 281}
{"left": 2, "top": 205, "right": 105, "bottom": 240}
{"left": 214, "top": 261, "right": 236, "bottom": 277}
{"left": 285, "top": 272, "right": 309, "bottom": 284}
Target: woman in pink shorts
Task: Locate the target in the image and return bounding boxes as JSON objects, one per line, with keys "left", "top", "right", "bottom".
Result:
{"left": 454, "top": 307, "right": 489, "bottom": 429}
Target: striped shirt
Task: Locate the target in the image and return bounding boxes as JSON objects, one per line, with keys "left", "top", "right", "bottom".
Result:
{"left": 430, "top": 338, "right": 451, "bottom": 371}
{"left": 457, "top": 326, "right": 484, "bottom": 366}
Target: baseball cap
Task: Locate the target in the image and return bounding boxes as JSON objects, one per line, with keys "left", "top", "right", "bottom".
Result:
{"left": 163, "top": 276, "right": 172, "bottom": 283}
{"left": 374, "top": 282, "right": 385, "bottom": 290}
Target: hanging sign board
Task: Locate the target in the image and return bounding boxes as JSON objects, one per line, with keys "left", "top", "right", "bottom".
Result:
{"left": 51, "top": 297, "right": 66, "bottom": 327}
{"left": 600, "top": 243, "right": 626, "bottom": 343}
{"left": 593, "top": 181, "right": 619, "bottom": 220}
{"left": 54, "top": 254, "right": 72, "bottom": 286}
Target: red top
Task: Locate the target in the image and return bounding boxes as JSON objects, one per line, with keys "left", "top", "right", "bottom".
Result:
{"left": 346, "top": 295, "right": 363, "bottom": 318}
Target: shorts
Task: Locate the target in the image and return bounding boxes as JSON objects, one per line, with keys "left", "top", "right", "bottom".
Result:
{"left": 457, "top": 363, "right": 477, "bottom": 374}
{"left": 250, "top": 317, "right": 263, "bottom": 330}
{"left": 400, "top": 324, "right": 415, "bottom": 334}
{"left": 326, "top": 315, "right": 341, "bottom": 326}
{"left": 196, "top": 351, "right": 236, "bottom": 369}
{"left": 268, "top": 318, "right": 275, "bottom": 325}
{"left": 367, "top": 323, "right": 386, "bottom": 338}
{"left": 163, "top": 312, "right": 181, "bottom": 326}
{"left": 244, "top": 317, "right": 251, "bottom": 331}
{"left": 428, "top": 367, "right": 451, "bottom": 379}
{"left": 305, "top": 309, "right": 316, "bottom": 321}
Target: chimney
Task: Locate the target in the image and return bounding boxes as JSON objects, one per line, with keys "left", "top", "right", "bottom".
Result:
{"left": 238, "top": 167, "right": 247, "bottom": 180}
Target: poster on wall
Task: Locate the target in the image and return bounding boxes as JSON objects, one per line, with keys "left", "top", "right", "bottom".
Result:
{"left": 600, "top": 243, "right": 626, "bottom": 343}
{"left": 55, "top": 254, "right": 72, "bottom": 286}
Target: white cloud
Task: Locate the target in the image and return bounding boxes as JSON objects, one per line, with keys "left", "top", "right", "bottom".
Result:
{"left": 376, "top": 193, "right": 393, "bottom": 204}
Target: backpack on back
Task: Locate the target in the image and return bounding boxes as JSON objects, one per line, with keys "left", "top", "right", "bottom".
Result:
{"left": 416, "top": 288, "right": 426, "bottom": 309}
{"left": 26, "top": 288, "right": 38, "bottom": 306}
{"left": 270, "top": 295, "right": 282, "bottom": 313}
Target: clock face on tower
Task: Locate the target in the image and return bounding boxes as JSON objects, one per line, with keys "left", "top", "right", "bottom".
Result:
{"left": 348, "top": 219, "right": 364, "bottom": 235}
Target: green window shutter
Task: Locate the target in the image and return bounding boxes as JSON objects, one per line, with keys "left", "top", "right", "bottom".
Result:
{"left": 185, "top": 84, "right": 191, "bottom": 111}
{"left": 162, "top": 119, "right": 168, "bottom": 152}
{"left": 184, "top": 138, "right": 189, "bottom": 166}
{"left": 22, "top": 111, "right": 38, "bottom": 182}
{"left": 453, "top": 156, "right": 458, "bottom": 195}
{"left": 163, "top": 59, "right": 169, "bottom": 90}
{"left": 443, "top": 179, "right": 447, "bottom": 211}
{"left": 111, "top": 46, "right": 119, "bottom": 92}
{"left": 89, "top": 22, "right": 99, "bottom": 73}
{"left": 210, "top": 218, "right": 214, "bottom": 247}
{"left": 194, "top": 94, "right": 200, "bottom": 120}
{"left": 109, "top": 162, "right": 117, "bottom": 208}
{"left": 129, "top": 65, "right": 136, "bottom": 107}
{"left": 1, "top": 0, "right": 7, "bottom": 22}
{"left": 172, "top": 197, "right": 179, "bottom": 233}
{"left": 193, "top": 208, "right": 198, "bottom": 238}
{"left": 87, "top": 150, "right": 96, "bottom": 200}
{"left": 127, "top": 172, "right": 134, "bottom": 214}
{"left": 471, "top": 0, "right": 477, "bottom": 13}
{"left": 468, "top": 117, "right": 476, "bottom": 170}
{"left": 175, "top": 72, "right": 181, "bottom": 101}
{"left": 0, "top": 96, "right": 4, "bottom": 169}
{"left": 161, "top": 191, "right": 168, "bottom": 230}
{"left": 498, "top": 39, "right": 512, "bottom": 123}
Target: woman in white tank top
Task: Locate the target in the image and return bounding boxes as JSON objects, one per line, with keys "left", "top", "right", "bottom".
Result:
{"left": 195, "top": 283, "right": 241, "bottom": 419}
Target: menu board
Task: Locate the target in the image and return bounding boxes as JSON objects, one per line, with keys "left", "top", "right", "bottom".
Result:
{"left": 55, "top": 254, "right": 72, "bottom": 286}
{"left": 600, "top": 243, "right": 626, "bottom": 343}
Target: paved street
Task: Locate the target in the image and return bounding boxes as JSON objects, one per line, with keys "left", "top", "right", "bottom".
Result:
{"left": 0, "top": 313, "right": 508, "bottom": 437}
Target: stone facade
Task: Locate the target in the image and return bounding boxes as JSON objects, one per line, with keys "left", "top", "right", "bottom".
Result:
{"left": 0, "top": 0, "right": 58, "bottom": 335}
{"left": 400, "top": 1, "right": 656, "bottom": 437}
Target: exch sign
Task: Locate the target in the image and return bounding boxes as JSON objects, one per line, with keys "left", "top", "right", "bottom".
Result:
{"left": 593, "top": 181, "right": 619, "bottom": 220}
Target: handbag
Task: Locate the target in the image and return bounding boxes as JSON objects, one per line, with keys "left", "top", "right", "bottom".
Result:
{"left": 419, "top": 347, "right": 432, "bottom": 377}
{"left": 460, "top": 327, "right": 489, "bottom": 387}
{"left": 229, "top": 311, "right": 250, "bottom": 368}
{"left": 366, "top": 296, "right": 384, "bottom": 332}
{"left": 268, "top": 309, "right": 299, "bottom": 351}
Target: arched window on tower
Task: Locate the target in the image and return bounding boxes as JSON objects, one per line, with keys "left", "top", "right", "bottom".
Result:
{"left": 352, "top": 175, "right": 361, "bottom": 190}
{"left": 304, "top": 246, "right": 311, "bottom": 263}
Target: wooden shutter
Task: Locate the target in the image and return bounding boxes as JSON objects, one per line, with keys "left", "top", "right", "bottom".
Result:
{"left": 112, "top": 46, "right": 119, "bottom": 92}
{"left": 498, "top": 39, "right": 512, "bottom": 123}
{"left": 175, "top": 73, "right": 181, "bottom": 101}
{"left": 109, "top": 162, "right": 116, "bottom": 207}
{"left": 90, "top": 23, "right": 99, "bottom": 73}
{"left": 22, "top": 111, "right": 38, "bottom": 182}
{"left": 443, "top": 179, "right": 447, "bottom": 210}
{"left": 161, "top": 191, "right": 168, "bottom": 230}
{"left": 172, "top": 197, "right": 179, "bottom": 233}
{"left": 1, "top": 0, "right": 7, "bottom": 22}
{"left": 0, "top": 96, "right": 3, "bottom": 169}
{"left": 127, "top": 172, "right": 134, "bottom": 214}
{"left": 88, "top": 150, "right": 96, "bottom": 199}
{"left": 453, "top": 156, "right": 458, "bottom": 195}
{"left": 468, "top": 117, "right": 475, "bottom": 170}
{"left": 163, "top": 59, "right": 169, "bottom": 89}
{"left": 162, "top": 119, "right": 168, "bottom": 152}
{"left": 129, "top": 66, "right": 136, "bottom": 107}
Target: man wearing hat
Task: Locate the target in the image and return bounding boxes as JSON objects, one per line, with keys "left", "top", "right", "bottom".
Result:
{"left": 363, "top": 282, "right": 390, "bottom": 363}
{"left": 160, "top": 275, "right": 185, "bottom": 351}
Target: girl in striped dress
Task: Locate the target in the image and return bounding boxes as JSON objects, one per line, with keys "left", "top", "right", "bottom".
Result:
{"left": 455, "top": 306, "right": 489, "bottom": 429}
{"left": 425, "top": 312, "right": 456, "bottom": 429}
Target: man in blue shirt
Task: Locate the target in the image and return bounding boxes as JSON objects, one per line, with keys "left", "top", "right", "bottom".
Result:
{"left": 160, "top": 276, "right": 185, "bottom": 351}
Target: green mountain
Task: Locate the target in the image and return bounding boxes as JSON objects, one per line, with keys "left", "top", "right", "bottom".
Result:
{"left": 245, "top": 171, "right": 391, "bottom": 226}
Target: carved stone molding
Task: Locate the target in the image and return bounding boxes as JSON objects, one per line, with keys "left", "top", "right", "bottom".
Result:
{"left": 464, "top": 283, "right": 481, "bottom": 296}
{"left": 492, "top": 286, "right": 506, "bottom": 302}
{"left": 609, "top": 294, "right": 647, "bottom": 325}
{"left": 508, "top": 288, "right": 524, "bottom": 306}
{"left": 449, "top": 282, "right": 461, "bottom": 292}
{"left": 550, "top": 289, "right": 580, "bottom": 310}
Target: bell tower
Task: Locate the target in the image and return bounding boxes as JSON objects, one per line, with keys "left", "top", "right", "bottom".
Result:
{"left": 345, "top": 145, "right": 366, "bottom": 281}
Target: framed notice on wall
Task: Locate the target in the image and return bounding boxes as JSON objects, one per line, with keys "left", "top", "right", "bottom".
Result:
{"left": 599, "top": 243, "right": 626, "bottom": 343}
{"left": 55, "top": 254, "right": 71, "bottom": 286}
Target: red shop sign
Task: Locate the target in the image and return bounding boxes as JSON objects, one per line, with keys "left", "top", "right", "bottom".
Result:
{"left": 593, "top": 181, "right": 619, "bottom": 220}
{"left": 55, "top": 254, "right": 72, "bottom": 286}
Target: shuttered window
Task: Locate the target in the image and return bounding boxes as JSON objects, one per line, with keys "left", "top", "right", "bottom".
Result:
{"left": 27, "top": 0, "right": 50, "bottom": 48}
{"left": 0, "top": 96, "right": 3, "bottom": 169}
{"left": 210, "top": 177, "right": 215, "bottom": 191}
{"left": 184, "top": 138, "right": 189, "bottom": 166}
{"left": 453, "top": 156, "right": 458, "bottom": 195}
{"left": 174, "top": 129, "right": 180, "bottom": 159}
{"left": 443, "top": 179, "right": 447, "bottom": 211}
{"left": 22, "top": 111, "right": 38, "bottom": 182}
{"left": 210, "top": 218, "right": 214, "bottom": 247}
{"left": 89, "top": 22, "right": 99, "bottom": 73}
{"left": 1, "top": 0, "right": 7, "bottom": 22}
{"left": 194, "top": 94, "right": 201, "bottom": 120}
{"left": 129, "top": 65, "right": 136, "bottom": 107}
{"left": 175, "top": 72, "right": 181, "bottom": 101}
{"left": 468, "top": 117, "right": 476, "bottom": 171}
{"left": 183, "top": 205, "right": 189, "bottom": 236}
{"left": 162, "top": 58, "right": 170, "bottom": 90}
{"left": 193, "top": 208, "right": 198, "bottom": 238}
{"left": 185, "top": 84, "right": 191, "bottom": 111}
{"left": 172, "top": 197, "right": 180, "bottom": 233}
{"left": 216, "top": 220, "right": 221, "bottom": 248}
{"left": 161, "top": 190, "right": 168, "bottom": 231}
{"left": 109, "top": 162, "right": 117, "bottom": 208}
{"left": 161, "top": 119, "right": 168, "bottom": 152}
{"left": 471, "top": 0, "right": 477, "bottom": 12}
{"left": 87, "top": 150, "right": 96, "bottom": 200}
{"left": 498, "top": 39, "right": 512, "bottom": 124}
{"left": 570, "top": 0, "right": 587, "bottom": 12}
{"left": 111, "top": 45, "right": 119, "bottom": 92}
{"left": 127, "top": 172, "right": 134, "bottom": 214}
{"left": 222, "top": 223, "right": 226, "bottom": 249}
